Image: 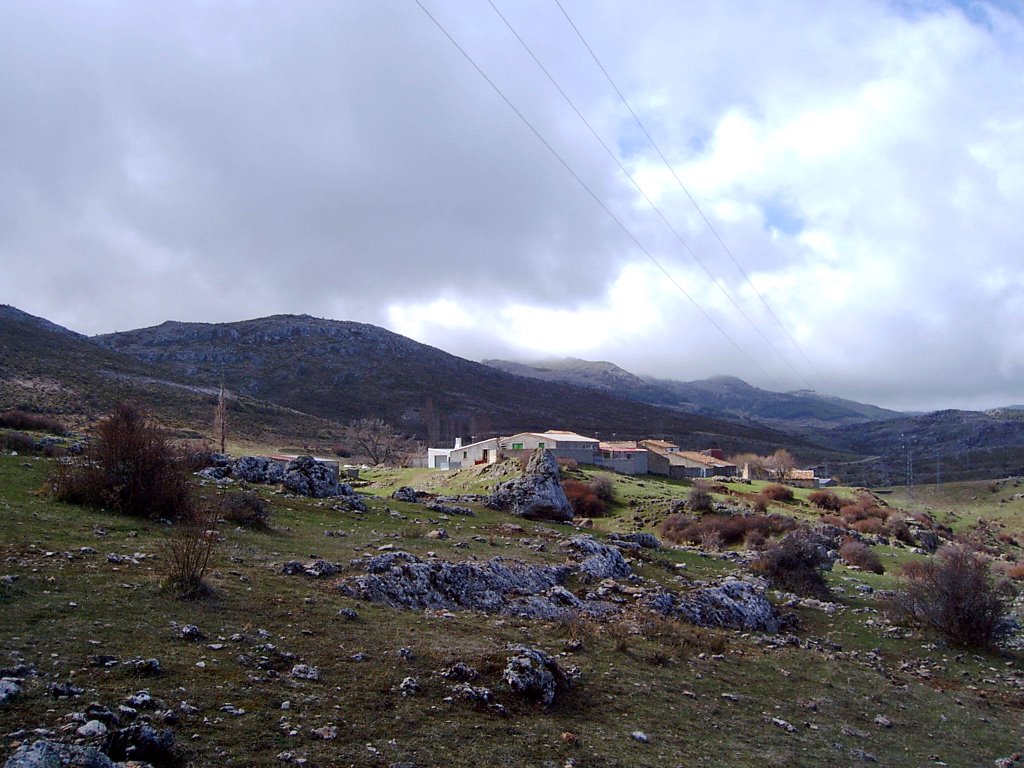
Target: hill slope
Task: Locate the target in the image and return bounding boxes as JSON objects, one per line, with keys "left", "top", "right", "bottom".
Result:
{"left": 94, "top": 315, "right": 846, "bottom": 458}
{"left": 483, "top": 359, "right": 902, "bottom": 428}
{"left": 0, "top": 305, "right": 344, "bottom": 447}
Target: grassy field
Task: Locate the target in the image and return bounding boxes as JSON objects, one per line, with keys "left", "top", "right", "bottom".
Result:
{"left": 2, "top": 456, "right": 1023, "bottom": 767}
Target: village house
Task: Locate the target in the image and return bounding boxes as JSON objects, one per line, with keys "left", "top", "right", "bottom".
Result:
{"left": 641, "top": 440, "right": 738, "bottom": 479}
{"left": 594, "top": 441, "right": 649, "bottom": 475}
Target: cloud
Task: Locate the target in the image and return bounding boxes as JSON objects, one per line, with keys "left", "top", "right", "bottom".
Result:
{"left": 0, "top": 0, "right": 1022, "bottom": 410}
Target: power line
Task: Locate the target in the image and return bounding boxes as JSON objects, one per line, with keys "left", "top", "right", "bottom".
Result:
{"left": 411, "top": 0, "right": 779, "bottom": 385}
{"left": 485, "top": 0, "right": 810, "bottom": 388}
{"left": 551, "top": 0, "right": 830, "bottom": 390}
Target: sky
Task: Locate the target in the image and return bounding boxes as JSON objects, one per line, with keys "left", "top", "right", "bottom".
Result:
{"left": 2, "top": 0, "right": 1023, "bottom": 413}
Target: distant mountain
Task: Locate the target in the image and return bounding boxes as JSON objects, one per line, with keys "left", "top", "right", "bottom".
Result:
{"left": 815, "top": 409, "right": 1024, "bottom": 485}
{"left": 94, "top": 314, "right": 845, "bottom": 458}
{"left": 0, "top": 305, "right": 344, "bottom": 446}
{"left": 483, "top": 358, "right": 902, "bottom": 428}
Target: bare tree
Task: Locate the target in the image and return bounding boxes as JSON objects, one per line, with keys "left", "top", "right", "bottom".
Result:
{"left": 213, "top": 379, "right": 228, "bottom": 454}
{"left": 763, "top": 449, "right": 797, "bottom": 482}
{"left": 346, "top": 418, "right": 415, "bottom": 465}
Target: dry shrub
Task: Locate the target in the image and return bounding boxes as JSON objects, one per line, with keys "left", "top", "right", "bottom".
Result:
{"left": 885, "top": 516, "right": 914, "bottom": 544}
{"left": 52, "top": 403, "right": 192, "bottom": 520}
{"left": 997, "top": 534, "right": 1020, "bottom": 548}
{"left": 1007, "top": 563, "right": 1024, "bottom": 580}
{"left": 808, "top": 490, "right": 846, "bottom": 511}
{"left": 640, "top": 615, "right": 727, "bottom": 658}
{"left": 761, "top": 484, "right": 794, "bottom": 502}
{"left": 751, "top": 496, "right": 768, "bottom": 515}
{"left": 590, "top": 476, "right": 615, "bottom": 504}
{"left": 1, "top": 431, "right": 39, "bottom": 454}
{"left": 556, "top": 457, "right": 579, "bottom": 472}
{"left": 562, "top": 480, "right": 608, "bottom": 517}
{"left": 744, "top": 529, "right": 768, "bottom": 551}
{"left": 164, "top": 500, "right": 220, "bottom": 599}
{"left": 659, "top": 513, "right": 796, "bottom": 548}
{"left": 839, "top": 539, "right": 884, "bottom": 574}
{"left": 851, "top": 517, "right": 885, "bottom": 536}
{"left": 686, "top": 484, "right": 714, "bottom": 513}
{"left": 752, "top": 530, "right": 832, "bottom": 600}
{"left": 888, "top": 546, "right": 1010, "bottom": 648}
{"left": 0, "top": 409, "right": 65, "bottom": 434}
{"left": 820, "top": 514, "right": 844, "bottom": 528}
{"left": 700, "top": 529, "right": 724, "bottom": 552}
{"left": 221, "top": 491, "right": 271, "bottom": 529}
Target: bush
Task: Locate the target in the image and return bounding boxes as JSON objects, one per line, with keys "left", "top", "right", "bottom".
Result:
{"left": 0, "top": 410, "right": 65, "bottom": 434}
{"left": 52, "top": 403, "right": 192, "bottom": 520}
{"left": 888, "top": 545, "right": 1010, "bottom": 648}
{"left": 164, "top": 500, "right": 220, "bottom": 599}
{"left": 761, "top": 484, "right": 794, "bottom": 502}
{"left": 1, "top": 431, "right": 39, "bottom": 454}
{"left": 686, "top": 484, "right": 714, "bottom": 513}
{"left": 851, "top": 517, "right": 885, "bottom": 536}
{"left": 1008, "top": 563, "right": 1024, "bottom": 580}
{"left": 562, "top": 480, "right": 607, "bottom": 517}
{"left": 590, "top": 476, "right": 615, "bottom": 504}
{"left": 808, "top": 490, "right": 846, "bottom": 511}
{"left": 839, "top": 539, "right": 884, "bottom": 574}
{"left": 556, "top": 457, "right": 579, "bottom": 472}
{"left": 658, "top": 513, "right": 796, "bottom": 548}
{"left": 221, "top": 492, "right": 271, "bottom": 529}
{"left": 752, "top": 531, "right": 832, "bottom": 600}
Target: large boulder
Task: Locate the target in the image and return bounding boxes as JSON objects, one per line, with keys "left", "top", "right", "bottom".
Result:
{"left": 283, "top": 456, "right": 340, "bottom": 498}
{"left": 231, "top": 456, "right": 284, "bottom": 484}
{"left": 561, "top": 536, "right": 632, "bottom": 581}
{"left": 486, "top": 449, "right": 573, "bottom": 521}
{"left": 3, "top": 741, "right": 115, "bottom": 768}
{"left": 502, "top": 645, "right": 573, "bottom": 707}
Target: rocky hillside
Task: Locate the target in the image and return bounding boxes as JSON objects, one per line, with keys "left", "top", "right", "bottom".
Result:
{"left": 94, "top": 315, "right": 846, "bottom": 458}
{"left": 483, "top": 359, "right": 902, "bottom": 428}
{"left": 0, "top": 306, "right": 344, "bottom": 446}
{"left": 817, "top": 409, "right": 1024, "bottom": 485}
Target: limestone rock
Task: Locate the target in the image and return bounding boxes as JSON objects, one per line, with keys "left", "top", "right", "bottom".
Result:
{"left": 486, "top": 449, "right": 573, "bottom": 521}
{"left": 502, "top": 645, "right": 572, "bottom": 707}
{"left": 647, "top": 577, "right": 782, "bottom": 633}
{"left": 231, "top": 456, "right": 284, "bottom": 484}
{"left": 3, "top": 741, "right": 115, "bottom": 768}
{"left": 103, "top": 723, "right": 175, "bottom": 765}
{"left": 0, "top": 678, "right": 19, "bottom": 707}
{"left": 609, "top": 532, "right": 661, "bottom": 549}
{"left": 283, "top": 456, "right": 339, "bottom": 498}
{"left": 561, "top": 536, "right": 632, "bottom": 581}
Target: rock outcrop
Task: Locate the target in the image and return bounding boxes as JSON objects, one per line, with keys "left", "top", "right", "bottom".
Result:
{"left": 283, "top": 456, "right": 339, "bottom": 498}
{"left": 646, "top": 577, "right": 782, "bottom": 632}
{"left": 486, "top": 449, "right": 573, "bottom": 521}
{"left": 231, "top": 456, "right": 285, "bottom": 484}
{"left": 561, "top": 536, "right": 632, "bottom": 581}
{"left": 3, "top": 741, "right": 115, "bottom": 768}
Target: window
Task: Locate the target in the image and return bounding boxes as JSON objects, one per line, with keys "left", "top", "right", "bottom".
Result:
{"left": 538, "top": 442, "right": 545, "bottom": 449}
{"left": 512, "top": 442, "right": 523, "bottom": 450}
{"left": 463, "top": 451, "right": 468, "bottom": 459}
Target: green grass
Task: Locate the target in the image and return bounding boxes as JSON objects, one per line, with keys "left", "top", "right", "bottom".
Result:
{"left": 2, "top": 455, "right": 1023, "bottom": 767}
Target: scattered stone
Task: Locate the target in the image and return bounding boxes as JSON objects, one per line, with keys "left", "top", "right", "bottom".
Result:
{"left": 425, "top": 529, "right": 448, "bottom": 540}
{"left": 76, "top": 720, "right": 108, "bottom": 738}
{"left": 232, "top": 456, "right": 285, "bottom": 485}
{"left": 220, "top": 703, "right": 246, "bottom": 716}
{"left": 486, "top": 449, "right": 574, "bottom": 521}
{"left": 769, "top": 717, "right": 796, "bottom": 733}
{"left": 440, "top": 662, "right": 479, "bottom": 682}
{"left": 281, "top": 559, "right": 342, "bottom": 578}
{"left": 392, "top": 487, "right": 428, "bottom": 504}
{"left": 609, "top": 532, "right": 662, "bottom": 549}
{"left": 0, "top": 679, "right": 20, "bottom": 707}
{"left": 89, "top": 655, "right": 119, "bottom": 668}
{"left": 451, "top": 682, "right": 494, "bottom": 705}
{"left": 350, "top": 653, "right": 369, "bottom": 663}
{"left": 398, "top": 647, "right": 414, "bottom": 661}
{"left": 106, "top": 553, "right": 139, "bottom": 565}
{"left": 398, "top": 677, "right": 421, "bottom": 697}
{"left": 425, "top": 502, "right": 475, "bottom": 517}
{"left": 311, "top": 725, "right": 338, "bottom": 740}
{"left": 84, "top": 704, "right": 119, "bottom": 728}
{"left": 290, "top": 664, "right": 320, "bottom": 681}
{"left": 631, "top": 731, "right": 649, "bottom": 744}
{"left": 180, "top": 624, "right": 205, "bottom": 641}
{"left": 874, "top": 715, "right": 893, "bottom": 728}
{"left": 47, "top": 682, "right": 83, "bottom": 698}
{"left": 502, "top": 645, "right": 572, "bottom": 707}
{"left": 126, "top": 690, "right": 158, "bottom": 709}
{"left": 338, "top": 608, "right": 360, "bottom": 621}
{"left": 126, "top": 658, "right": 163, "bottom": 676}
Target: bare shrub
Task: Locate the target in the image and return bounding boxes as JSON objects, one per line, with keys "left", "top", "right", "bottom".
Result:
{"left": 851, "top": 517, "right": 885, "bottom": 536}
{"left": 888, "top": 545, "right": 1010, "bottom": 648}
{"left": 744, "top": 529, "right": 768, "bottom": 551}
{"left": 700, "top": 529, "right": 724, "bottom": 552}
{"left": 556, "top": 457, "right": 579, "bottom": 472}
{"left": 590, "top": 476, "right": 615, "bottom": 504}
{"left": 808, "top": 490, "right": 846, "bottom": 511}
{"left": 640, "top": 615, "right": 727, "bottom": 658}
{"left": 0, "top": 410, "right": 65, "bottom": 434}
{"left": 164, "top": 500, "right": 220, "bottom": 599}
{"left": 752, "top": 531, "right": 832, "bottom": 600}
{"left": 839, "top": 539, "right": 884, "bottom": 574}
{"left": 686, "top": 484, "right": 714, "bottom": 513}
{"left": 52, "top": 403, "right": 191, "bottom": 520}
{"left": 1007, "top": 563, "right": 1024, "bottom": 580}
{"left": 761, "top": 484, "right": 794, "bottom": 502}
{"left": 1, "top": 431, "right": 39, "bottom": 454}
{"left": 221, "top": 491, "right": 271, "bottom": 529}
{"left": 659, "top": 513, "right": 796, "bottom": 548}
{"left": 751, "top": 496, "right": 768, "bottom": 515}
{"left": 562, "top": 480, "right": 607, "bottom": 517}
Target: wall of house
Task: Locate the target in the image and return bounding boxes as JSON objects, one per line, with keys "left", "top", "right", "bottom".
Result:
{"left": 595, "top": 451, "right": 649, "bottom": 475}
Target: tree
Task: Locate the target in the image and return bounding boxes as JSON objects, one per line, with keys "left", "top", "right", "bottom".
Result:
{"left": 729, "top": 452, "right": 765, "bottom": 479}
{"left": 764, "top": 449, "right": 797, "bottom": 482}
{"left": 345, "top": 418, "right": 416, "bottom": 465}
{"left": 213, "top": 379, "right": 228, "bottom": 454}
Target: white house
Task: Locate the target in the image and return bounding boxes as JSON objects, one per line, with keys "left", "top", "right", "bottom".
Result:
{"left": 427, "top": 436, "right": 500, "bottom": 470}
